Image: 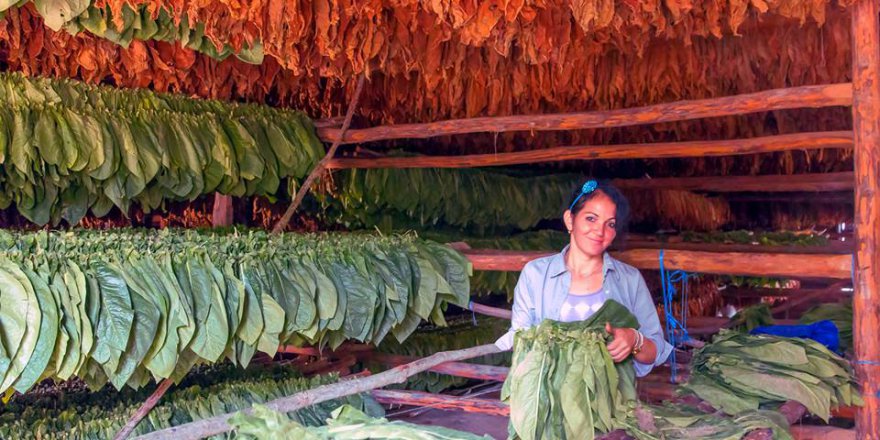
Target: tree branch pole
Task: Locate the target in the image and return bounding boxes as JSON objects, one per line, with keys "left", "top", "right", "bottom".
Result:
{"left": 135, "top": 344, "right": 501, "bottom": 440}
{"left": 319, "top": 84, "right": 852, "bottom": 144}
{"left": 850, "top": 0, "right": 880, "bottom": 436}
{"left": 271, "top": 74, "right": 367, "bottom": 234}
{"left": 114, "top": 378, "right": 175, "bottom": 440}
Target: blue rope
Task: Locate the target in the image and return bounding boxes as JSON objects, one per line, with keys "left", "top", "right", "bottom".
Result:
{"left": 659, "top": 249, "right": 694, "bottom": 383}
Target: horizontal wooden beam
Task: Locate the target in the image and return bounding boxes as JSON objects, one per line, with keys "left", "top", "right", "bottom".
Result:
{"left": 720, "top": 286, "right": 849, "bottom": 298}
{"left": 370, "top": 390, "right": 510, "bottom": 416}
{"left": 725, "top": 192, "right": 854, "bottom": 203}
{"left": 462, "top": 248, "right": 853, "bottom": 279}
{"left": 325, "top": 131, "right": 853, "bottom": 169}
{"left": 368, "top": 353, "right": 509, "bottom": 382}
{"left": 319, "top": 84, "right": 852, "bottom": 144}
{"left": 620, "top": 240, "right": 854, "bottom": 255}
{"left": 613, "top": 172, "right": 855, "bottom": 193}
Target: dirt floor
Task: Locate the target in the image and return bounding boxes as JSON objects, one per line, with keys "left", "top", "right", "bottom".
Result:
{"left": 391, "top": 409, "right": 510, "bottom": 439}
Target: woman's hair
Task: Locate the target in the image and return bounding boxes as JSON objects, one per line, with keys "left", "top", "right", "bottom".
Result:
{"left": 567, "top": 179, "right": 631, "bottom": 233}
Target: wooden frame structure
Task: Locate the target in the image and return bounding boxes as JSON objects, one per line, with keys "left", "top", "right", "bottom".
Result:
{"left": 181, "top": 4, "right": 878, "bottom": 437}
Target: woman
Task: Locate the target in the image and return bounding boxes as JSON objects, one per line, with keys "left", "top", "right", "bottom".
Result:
{"left": 496, "top": 179, "right": 672, "bottom": 377}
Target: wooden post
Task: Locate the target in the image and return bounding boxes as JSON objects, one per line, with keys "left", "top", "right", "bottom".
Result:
{"left": 369, "top": 390, "right": 510, "bottom": 416}
{"left": 851, "top": 0, "right": 880, "bottom": 437}
{"left": 211, "top": 194, "right": 234, "bottom": 227}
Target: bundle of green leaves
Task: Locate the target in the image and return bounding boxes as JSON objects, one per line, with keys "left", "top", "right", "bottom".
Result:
{"left": 372, "top": 316, "right": 510, "bottom": 392}
{"left": 319, "top": 168, "right": 582, "bottom": 233}
{"left": 800, "top": 302, "right": 853, "bottom": 352}
{"left": 0, "top": 364, "right": 381, "bottom": 439}
{"left": 683, "top": 331, "right": 862, "bottom": 421}
{"left": 680, "top": 230, "right": 828, "bottom": 247}
{"left": 230, "top": 404, "right": 490, "bottom": 440}
{"left": 0, "top": 72, "right": 323, "bottom": 225}
{"left": 0, "top": 229, "right": 470, "bottom": 395}
{"left": 729, "top": 304, "right": 774, "bottom": 333}
{"left": 501, "top": 300, "right": 640, "bottom": 440}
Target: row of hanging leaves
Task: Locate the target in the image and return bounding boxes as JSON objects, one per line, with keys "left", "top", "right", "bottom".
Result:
{"left": 0, "top": 228, "right": 471, "bottom": 396}
{"left": 0, "top": 71, "right": 325, "bottom": 226}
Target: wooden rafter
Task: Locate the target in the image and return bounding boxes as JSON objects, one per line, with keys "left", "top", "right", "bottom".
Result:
{"left": 613, "top": 172, "right": 855, "bottom": 193}
{"left": 325, "top": 131, "right": 853, "bottom": 169}
{"left": 319, "top": 84, "right": 853, "bottom": 144}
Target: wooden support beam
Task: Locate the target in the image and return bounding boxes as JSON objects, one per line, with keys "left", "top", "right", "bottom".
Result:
{"left": 325, "top": 132, "right": 853, "bottom": 169}
{"left": 369, "top": 353, "right": 509, "bottom": 382}
{"left": 613, "top": 172, "right": 855, "bottom": 193}
{"left": 114, "top": 378, "right": 174, "bottom": 440}
{"left": 462, "top": 248, "right": 853, "bottom": 279}
{"left": 136, "top": 344, "right": 502, "bottom": 440}
{"left": 721, "top": 286, "right": 849, "bottom": 299}
{"left": 370, "top": 390, "right": 510, "bottom": 416}
{"left": 319, "top": 84, "right": 852, "bottom": 144}
{"left": 725, "top": 192, "right": 854, "bottom": 204}
{"left": 271, "top": 74, "right": 366, "bottom": 234}
{"left": 619, "top": 240, "right": 854, "bottom": 255}
{"left": 211, "top": 194, "right": 234, "bottom": 227}
{"left": 851, "top": 0, "right": 880, "bottom": 436}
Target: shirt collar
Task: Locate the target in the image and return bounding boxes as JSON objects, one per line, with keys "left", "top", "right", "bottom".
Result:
{"left": 549, "top": 245, "right": 620, "bottom": 281}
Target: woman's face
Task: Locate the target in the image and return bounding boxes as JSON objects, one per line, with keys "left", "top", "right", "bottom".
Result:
{"left": 564, "top": 191, "right": 618, "bottom": 257}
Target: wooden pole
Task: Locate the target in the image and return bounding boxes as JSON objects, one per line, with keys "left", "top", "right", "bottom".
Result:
{"left": 613, "top": 172, "right": 855, "bottom": 193}
{"left": 325, "top": 132, "right": 853, "bottom": 169}
{"left": 318, "top": 84, "right": 852, "bottom": 144}
{"left": 211, "top": 194, "right": 234, "bottom": 227}
{"left": 271, "top": 74, "right": 366, "bottom": 234}
{"left": 851, "top": 0, "right": 880, "bottom": 437}
{"left": 368, "top": 352, "right": 509, "bottom": 382}
{"left": 461, "top": 248, "right": 853, "bottom": 279}
{"left": 113, "top": 378, "right": 175, "bottom": 440}
{"left": 370, "top": 390, "right": 510, "bottom": 416}
{"left": 134, "top": 344, "right": 501, "bottom": 440}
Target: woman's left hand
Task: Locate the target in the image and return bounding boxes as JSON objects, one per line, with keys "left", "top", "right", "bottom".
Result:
{"left": 605, "top": 322, "right": 637, "bottom": 362}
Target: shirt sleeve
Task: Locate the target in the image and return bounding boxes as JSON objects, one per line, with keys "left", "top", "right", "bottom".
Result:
{"left": 630, "top": 272, "right": 673, "bottom": 377}
{"left": 495, "top": 265, "right": 535, "bottom": 351}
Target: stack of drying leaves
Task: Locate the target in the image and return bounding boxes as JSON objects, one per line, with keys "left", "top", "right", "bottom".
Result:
{"left": 231, "top": 404, "right": 490, "bottom": 439}
{"left": 0, "top": 364, "right": 381, "bottom": 439}
{"left": 0, "top": 229, "right": 469, "bottom": 395}
{"left": 683, "top": 331, "right": 862, "bottom": 422}
{"left": 0, "top": 72, "right": 323, "bottom": 225}
{"left": 501, "top": 300, "right": 640, "bottom": 440}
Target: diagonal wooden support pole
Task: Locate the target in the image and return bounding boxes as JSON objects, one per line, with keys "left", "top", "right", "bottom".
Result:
{"left": 113, "top": 378, "right": 175, "bottom": 440}
{"left": 135, "top": 344, "right": 501, "bottom": 440}
{"left": 271, "top": 74, "right": 367, "bottom": 234}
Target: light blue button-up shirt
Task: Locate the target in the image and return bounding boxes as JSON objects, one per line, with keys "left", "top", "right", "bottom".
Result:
{"left": 495, "top": 246, "right": 673, "bottom": 377}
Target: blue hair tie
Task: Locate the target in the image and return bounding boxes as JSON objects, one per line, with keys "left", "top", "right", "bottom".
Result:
{"left": 568, "top": 180, "right": 598, "bottom": 212}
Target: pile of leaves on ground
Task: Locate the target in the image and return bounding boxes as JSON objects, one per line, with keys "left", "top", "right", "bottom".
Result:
{"left": 0, "top": 72, "right": 323, "bottom": 225}
{"left": 683, "top": 331, "right": 862, "bottom": 422}
{"left": 230, "top": 404, "right": 489, "bottom": 440}
{"left": 0, "top": 363, "right": 381, "bottom": 439}
{"left": 800, "top": 302, "right": 853, "bottom": 352}
{"left": 619, "top": 403, "right": 793, "bottom": 440}
{"left": 371, "top": 315, "right": 510, "bottom": 392}
{"left": 0, "top": 228, "right": 470, "bottom": 395}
